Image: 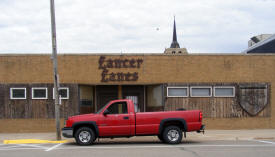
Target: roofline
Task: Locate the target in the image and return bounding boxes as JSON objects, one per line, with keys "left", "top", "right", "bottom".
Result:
{"left": 1, "top": 52, "right": 275, "bottom": 56}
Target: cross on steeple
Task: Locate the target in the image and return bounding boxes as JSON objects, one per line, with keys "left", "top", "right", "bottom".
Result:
{"left": 170, "top": 16, "right": 180, "bottom": 48}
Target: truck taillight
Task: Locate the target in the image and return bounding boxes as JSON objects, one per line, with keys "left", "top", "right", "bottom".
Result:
{"left": 199, "top": 112, "right": 202, "bottom": 122}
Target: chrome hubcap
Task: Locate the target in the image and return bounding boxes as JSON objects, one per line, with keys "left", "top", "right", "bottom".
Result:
{"left": 167, "top": 130, "right": 179, "bottom": 142}
{"left": 79, "top": 131, "right": 91, "bottom": 143}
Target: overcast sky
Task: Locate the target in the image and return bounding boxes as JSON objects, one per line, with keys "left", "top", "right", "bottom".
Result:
{"left": 0, "top": 0, "right": 274, "bottom": 54}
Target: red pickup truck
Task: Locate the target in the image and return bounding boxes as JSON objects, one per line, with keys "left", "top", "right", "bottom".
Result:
{"left": 62, "top": 99, "right": 205, "bottom": 145}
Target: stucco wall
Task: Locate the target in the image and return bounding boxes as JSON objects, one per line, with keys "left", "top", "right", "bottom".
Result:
{"left": 1, "top": 54, "right": 274, "bottom": 84}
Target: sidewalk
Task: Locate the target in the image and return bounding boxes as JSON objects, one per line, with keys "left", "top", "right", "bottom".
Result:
{"left": 187, "top": 129, "right": 275, "bottom": 141}
{"left": 1, "top": 129, "right": 275, "bottom": 144}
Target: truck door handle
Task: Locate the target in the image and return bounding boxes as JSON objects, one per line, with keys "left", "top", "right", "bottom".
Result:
{"left": 123, "top": 116, "right": 129, "bottom": 120}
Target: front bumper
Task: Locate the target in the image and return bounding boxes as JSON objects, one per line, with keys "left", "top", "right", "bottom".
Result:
{"left": 62, "top": 127, "right": 73, "bottom": 138}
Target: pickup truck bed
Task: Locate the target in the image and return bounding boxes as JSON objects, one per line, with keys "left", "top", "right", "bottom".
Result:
{"left": 135, "top": 111, "right": 202, "bottom": 135}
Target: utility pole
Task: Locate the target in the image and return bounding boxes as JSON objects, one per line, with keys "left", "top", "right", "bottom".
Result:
{"left": 50, "top": 0, "right": 61, "bottom": 140}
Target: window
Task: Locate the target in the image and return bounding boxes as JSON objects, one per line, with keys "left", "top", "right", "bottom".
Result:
{"left": 107, "top": 102, "right": 128, "bottom": 114}
{"left": 79, "top": 86, "right": 93, "bottom": 107}
{"left": 53, "top": 87, "right": 69, "bottom": 99}
{"left": 147, "top": 85, "right": 163, "bottom": 107}
{"left": 10, "top": 88, "right": 26, "bottom": 99}
{"left": 32, "top": 88, "right": 48, "bottom": 99}
{"left": 190, "top": 86, "right": 212, "bottom": 97}
{"left": 167, "top": 87, "right": 188, "bottom": 97}
{"left": 214, "top": 86, "right": 235, "bottom": 97}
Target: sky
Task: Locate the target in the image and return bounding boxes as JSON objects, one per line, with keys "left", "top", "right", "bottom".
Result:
{"left": 0, "top": 0, "right": 274, "bottom": 54}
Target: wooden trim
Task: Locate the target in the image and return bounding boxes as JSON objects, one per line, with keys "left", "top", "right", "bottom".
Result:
{"left": 94, "top": 85, "right": 97, "bottom": 112}
{"left": 118, "top": 85, "right": 122, "bottom": 99}
{"left": 144, "top": 85, "right": 146, "bottom": 112}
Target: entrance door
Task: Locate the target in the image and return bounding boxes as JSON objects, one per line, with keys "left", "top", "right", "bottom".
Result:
{"left": 96, "top": 85, "right": 118, "bottom": 111}
{"left": 98, "top": 94, "right": 117, "bottom": 110}
{"left": 122, "top": 85, "right": 144, "bottom": 112}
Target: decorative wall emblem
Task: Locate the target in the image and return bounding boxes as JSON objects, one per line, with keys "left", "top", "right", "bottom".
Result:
{"left": 238, "top": 84, "right": 268, "bottom": 116}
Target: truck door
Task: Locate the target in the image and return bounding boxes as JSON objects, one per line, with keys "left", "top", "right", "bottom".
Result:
{"left": 99, "top": 101, "right": 131, "bottom": 136}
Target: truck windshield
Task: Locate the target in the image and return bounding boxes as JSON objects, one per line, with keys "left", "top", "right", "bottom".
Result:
{"left": 96, "top": 102, "right": 109, "bottom": 114}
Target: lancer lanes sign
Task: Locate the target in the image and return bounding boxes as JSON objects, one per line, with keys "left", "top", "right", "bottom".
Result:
{"left": 98, "top": 56, "right": 143, "bottom": 82}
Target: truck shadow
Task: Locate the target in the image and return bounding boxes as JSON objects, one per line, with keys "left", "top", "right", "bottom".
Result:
{"left": 65, "top": 140, "right": 201, "bottom": 146}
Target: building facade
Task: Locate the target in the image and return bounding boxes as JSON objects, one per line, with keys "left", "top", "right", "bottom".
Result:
{"left": 1, "top": 19, "right": 274, "bottom": 132}
{"left": 0, "top": 53, "right": 274, "bottom": 132}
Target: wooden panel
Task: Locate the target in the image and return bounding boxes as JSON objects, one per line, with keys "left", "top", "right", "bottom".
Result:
{"left": 165, "top": 83, "right": 271, "bottom": 118}
{"left": 80, "top": 106, "right": 94, "bottom": 114}
{"left": 146, "top": 106, "right": 163, "bottom": 112}
{"left": 0, "top": 84, "right": 5, "bottom": 118}
{"left": 0, "top": 83, "right": 79, "bottom": 119}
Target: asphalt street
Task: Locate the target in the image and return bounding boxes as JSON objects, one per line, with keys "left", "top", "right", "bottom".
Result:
{"left": 0, "top": 139, "right": 275, "bottom": 157}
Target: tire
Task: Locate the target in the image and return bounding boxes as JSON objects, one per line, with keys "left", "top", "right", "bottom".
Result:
{"left": 74, "top": 127, "right": 96, "bottom": 145}
{"left": 157, "top": 134, "right": 164, "bottom": 142}
{"left": 162, "top": 125, "right": 182, "bottom": 144}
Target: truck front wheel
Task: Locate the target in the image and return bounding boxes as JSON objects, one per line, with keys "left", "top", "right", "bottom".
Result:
{"left": 75, "top": 127, "right": 95, "bottom": 145}
{"left": 162, "top": 126, "right": 182, "bottom": 144}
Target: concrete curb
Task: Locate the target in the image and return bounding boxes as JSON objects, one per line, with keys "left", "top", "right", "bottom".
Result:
{"left": 3, "top": 139, "right": 68, "bottom": 144}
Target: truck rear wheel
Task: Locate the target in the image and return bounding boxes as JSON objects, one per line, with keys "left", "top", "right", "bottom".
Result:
{"left": 162, "top": 125, "right": 182, "bottom": 144}
{"left": 74, "top": 127, "right": 95, "bottom": 145}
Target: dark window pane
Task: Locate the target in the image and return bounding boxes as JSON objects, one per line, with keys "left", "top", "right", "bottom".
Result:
{"left": 12, "top": 89, "right": 25, "bottom": 98}
{"left": 59, "top": 89, "right": 68, "bottom": 98}
{"left": 33, "top": 89, "right": 46, "bottom": 98}
{"left": 107, "top": 102, "right": 128, "bottom": 114}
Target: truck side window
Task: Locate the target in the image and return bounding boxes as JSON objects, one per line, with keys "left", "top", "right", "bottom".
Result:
{"left": 107, "top": 102, "right": 128, "bottom": 114}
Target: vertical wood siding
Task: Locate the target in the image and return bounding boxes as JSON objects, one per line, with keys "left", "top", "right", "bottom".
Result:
{"left": 0, "top": 84, "right": 79, "bottom": 119}
{"left": 164, "top": 83, "right": 271, "bottom": 118}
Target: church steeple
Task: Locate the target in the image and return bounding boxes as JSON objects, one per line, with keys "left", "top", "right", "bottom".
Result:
{"left": 164, "top": 16, "right": 188, "bottom": 54}
{"left": 170, "top": 16, "right": 180, "bottom": 48}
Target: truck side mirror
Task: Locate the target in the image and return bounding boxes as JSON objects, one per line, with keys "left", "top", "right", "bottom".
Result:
{"left": 103, "top": 109, "right": 110, "bottom": 116}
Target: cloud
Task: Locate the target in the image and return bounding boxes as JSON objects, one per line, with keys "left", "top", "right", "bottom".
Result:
{"left": 0, "top": 0, "right": 274, "bottom": 54}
